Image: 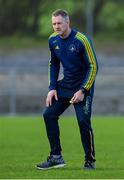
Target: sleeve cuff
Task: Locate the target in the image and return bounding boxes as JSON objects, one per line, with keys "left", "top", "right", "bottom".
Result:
{"left": 79, "top": 87, "right": 87, "bottom": 93}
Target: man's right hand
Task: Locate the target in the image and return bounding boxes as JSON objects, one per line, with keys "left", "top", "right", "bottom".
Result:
{"left": 46, "top": 90, "right": 58, "bottom": 107}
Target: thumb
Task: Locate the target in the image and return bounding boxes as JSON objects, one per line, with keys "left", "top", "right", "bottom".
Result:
{"left": 54, "top": 92, "right": 58, "bottom": 101}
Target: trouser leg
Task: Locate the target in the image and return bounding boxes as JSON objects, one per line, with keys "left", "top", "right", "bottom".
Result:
{"left": 74, "top": 90, "right": 95, "bottom": 161}
{"left": 43, "top": 98, "right": 70, "bottom": 155}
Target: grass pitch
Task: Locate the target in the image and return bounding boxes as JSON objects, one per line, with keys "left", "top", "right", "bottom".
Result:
{"left": 0, "top": 115, "right": 124, "bottom": 179}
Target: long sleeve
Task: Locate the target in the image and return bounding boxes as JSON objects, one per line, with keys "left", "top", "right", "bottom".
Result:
{"left": 76, "top": 32, "right": 98, "bottom": 91}
{"left": 48, "top": 42, "right": 60, "bottom": 90}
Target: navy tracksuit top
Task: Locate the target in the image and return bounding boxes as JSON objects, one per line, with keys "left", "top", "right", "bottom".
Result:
{"left": 48, "top": 29, "right": 98, "bottom": 92}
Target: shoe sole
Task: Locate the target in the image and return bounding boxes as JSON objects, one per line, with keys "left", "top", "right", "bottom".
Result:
{"left": 36, "top": 163, "right": 66, "bottom": 170}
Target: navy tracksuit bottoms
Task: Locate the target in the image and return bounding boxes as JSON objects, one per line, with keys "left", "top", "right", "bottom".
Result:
{"left": 42, "top": 86, "right": 95, "bottom": 161}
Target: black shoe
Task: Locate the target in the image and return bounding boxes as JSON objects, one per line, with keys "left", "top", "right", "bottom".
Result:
{"left": 83, "top": 160, "right": 95, "bottom": 170}
{"left": 36, "top": 155, "right": 66, "bottom": 170}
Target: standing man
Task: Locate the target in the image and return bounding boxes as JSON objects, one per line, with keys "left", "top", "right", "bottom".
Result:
{"left": 37, "top": 9, "right": 98, "bottom": 170}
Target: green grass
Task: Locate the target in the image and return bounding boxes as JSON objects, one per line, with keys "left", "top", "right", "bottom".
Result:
{"left": 0, "top": 36, "right": 47, "bottom": 49}
{"left": 0, "top": 116, "right": 124, "bottom": 179}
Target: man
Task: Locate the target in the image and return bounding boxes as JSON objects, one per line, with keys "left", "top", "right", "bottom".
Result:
{"left": 37, "top": 9, "right": 98, "bottom": 170}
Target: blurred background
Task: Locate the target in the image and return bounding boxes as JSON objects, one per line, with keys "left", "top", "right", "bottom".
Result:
{"left": 0, "top": 0, "right": 124, "bottom": 115}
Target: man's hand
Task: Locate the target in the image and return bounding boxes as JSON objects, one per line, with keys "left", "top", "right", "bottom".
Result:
{"left": 46, "top": 90, "right": 58, "bottom": 107}
{"left": 70, "top": 90, "right": 84, "bottom": 104}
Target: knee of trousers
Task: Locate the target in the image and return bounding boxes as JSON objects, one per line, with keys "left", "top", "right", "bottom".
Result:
{"left": 43, "top": 109, "right": 58, "bottom": 122}
{"left": 78, "top": 120, "right": 92, "bottom": 131}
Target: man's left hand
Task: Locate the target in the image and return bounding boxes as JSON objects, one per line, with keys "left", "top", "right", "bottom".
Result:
{"left": 70, "top": 90, "right": 84, "bottom": 104}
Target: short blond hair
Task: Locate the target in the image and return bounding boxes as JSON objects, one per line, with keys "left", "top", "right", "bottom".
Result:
{"left": 52, "top": 9, "right": 69, "bottom": 22}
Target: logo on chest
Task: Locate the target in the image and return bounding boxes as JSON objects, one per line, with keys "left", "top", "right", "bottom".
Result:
{"left": 69, "top": 44, "right": 76, "bottom": 52}
{"left": 55, "top": 45, "right": 60, "bottom": 50}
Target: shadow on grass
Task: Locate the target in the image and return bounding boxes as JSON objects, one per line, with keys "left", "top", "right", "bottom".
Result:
{"left": 37, "top": 166, "right": 124, "bottom": 171}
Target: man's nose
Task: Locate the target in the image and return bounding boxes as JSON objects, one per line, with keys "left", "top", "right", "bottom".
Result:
{"left": 55, "top": 24, "right": 59, "bottom": 28}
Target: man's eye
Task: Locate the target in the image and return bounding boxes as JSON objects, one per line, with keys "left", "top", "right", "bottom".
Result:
{"left": 53, "top": 22, "right": 62, "bottom": 26}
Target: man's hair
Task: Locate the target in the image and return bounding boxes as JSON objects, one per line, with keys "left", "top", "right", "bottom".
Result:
{"left": 52, "top": 9, "right": 69, "bottom": 22}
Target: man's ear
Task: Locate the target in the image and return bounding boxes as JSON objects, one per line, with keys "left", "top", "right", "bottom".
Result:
{"left": 67, "top": 19, "right": 70, "bottom": 25}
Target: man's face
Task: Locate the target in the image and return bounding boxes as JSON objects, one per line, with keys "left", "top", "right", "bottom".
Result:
{"left": 52, "top": 15, "right": 69, "bottom": 37}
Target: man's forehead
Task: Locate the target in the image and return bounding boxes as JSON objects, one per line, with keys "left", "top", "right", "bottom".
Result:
{"left": 52, "top": 15, "right": 64, "bottom": 22}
